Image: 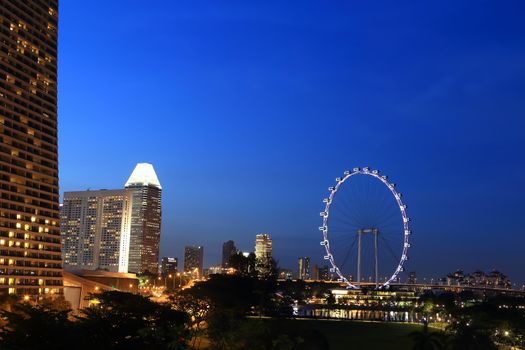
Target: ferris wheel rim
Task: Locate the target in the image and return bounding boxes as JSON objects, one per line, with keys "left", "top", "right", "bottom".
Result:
{"left": 319, "top": 167, "right": 411, "bottom": 289}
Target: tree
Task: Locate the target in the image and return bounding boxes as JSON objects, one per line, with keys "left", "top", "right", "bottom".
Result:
{"left": 76, "top": 291, "right": 190, "bottom": 350}
{"left": 0, "top": 302, "right": 74, "bottom": 350}
{"left": 170, "top": 292, "right": 210, "bottom": 348}
{"left": 409, "top": 323, "right": 445, "bottom": 350}
{"left": 446, "top": 320, "right": 497, "bottom": 350}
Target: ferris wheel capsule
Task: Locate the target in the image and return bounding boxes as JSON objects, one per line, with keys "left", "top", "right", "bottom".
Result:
{"left": 344, "top": 170, "right": 350, "bottom": 175}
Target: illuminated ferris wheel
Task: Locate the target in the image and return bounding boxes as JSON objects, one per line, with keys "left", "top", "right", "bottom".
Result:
{"left": 319, "top": 167, "right": 411, "bottom": 289}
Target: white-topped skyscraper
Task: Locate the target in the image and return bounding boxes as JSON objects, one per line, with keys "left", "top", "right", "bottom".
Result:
{"left": 125, "top": 163, "right": 162, "bottom": 274}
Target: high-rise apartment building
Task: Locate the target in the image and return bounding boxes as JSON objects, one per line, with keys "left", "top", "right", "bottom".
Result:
{"left": 184, "top": 246, "right": 203, "bottom": 277}
{"left": 125, "top": 163, "right": 162, "bottom": 274}
{"left": 255, "top": 233, "right": 272, "bottom": 277}
{"left": 60, "top": 190, "right": 132, "bottom": 273}
{"left": 221, "top": 240, "right": 236, "bottom": 268}
{"left": 0, "top": 1, "right": 62, "bottom": 295}
{"left": 60, "top": 163, "right": 161, "bottom": 274}
{"left": 298, "top": 257, "right": 310, "bottom": 280}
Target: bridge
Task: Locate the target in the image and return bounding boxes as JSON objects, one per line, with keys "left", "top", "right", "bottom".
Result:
{"left": 280, "top": 279, "right": 525, "bottom": 296}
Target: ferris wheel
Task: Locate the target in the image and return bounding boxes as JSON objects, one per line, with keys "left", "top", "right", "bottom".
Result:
{"left": 319, "top": 167, "right": 411, "bottom": 289}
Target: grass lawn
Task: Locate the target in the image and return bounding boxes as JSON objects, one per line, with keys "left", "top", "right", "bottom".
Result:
{"left": 258, "top": 318, "right": 424, "bottom": 350}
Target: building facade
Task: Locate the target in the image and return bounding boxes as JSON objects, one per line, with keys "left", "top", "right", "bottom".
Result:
{"left": 60, "top": 163, "right": 161, "bottom": 275}
{"left": 160, "top": 256, "right": 177, "bottom": 276}
{"left": 60, "top": 189, "right": 132, "bottom": 273}
{"left": 125, "top": 163, "right": 162, "bottom": 274}
{"left": 221, "top": 240, "right": 236, "bottom": 268}
{"left": 0, "top": 0, "right": 62, "bottom": 295}
{"left": 298, "top": 257, "right": 310, "bottom": 280}
{"left": 318, "top": 265, "right": 331, "bottom": 281}
{"left": 255, "top": 233, "right": 272, "bottom": 277}
{"left": 184, "top": 246, "right": 203, "bottom": 277}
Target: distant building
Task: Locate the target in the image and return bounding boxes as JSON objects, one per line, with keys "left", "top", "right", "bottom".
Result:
{"left": 161, "top": 257, "right": 178, "bottom": 276}
{"left": 298, "top": 257, "right": 311, "bottom": 280}
{"left": 184, "top": 246, "right": 204, "bottom": 277}
{"left": 312, "top": 264, "right": 319, "bottom": 280}
{"left": 318, "top": 265, "right": 331, "bottom": 281}
{"left": 60, "top": 163, "right": 162, "bottom": 275}
{"left": 278, "top": 269, "right": 293, "bottom": 280}
{"left": 125, "top": 163, "right": 162, "bottom": 274}
{"left": 445, "top": 269, "right": 511, "bottom": 289}
{"left": 207, "top": 265, "right": 226, "bottom": 275}
{"left": 408, "top": 271, "right": 417, "bottom": 284}
{"left": 255, "top": 234, "right": 272, "bottom": 277}
{"left": 222, "top": 240, "right": 237, "bottom": 267}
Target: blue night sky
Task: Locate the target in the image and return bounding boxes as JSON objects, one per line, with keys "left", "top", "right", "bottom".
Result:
{"left": 58, "top": 1, "right": 525, "bottom": 284}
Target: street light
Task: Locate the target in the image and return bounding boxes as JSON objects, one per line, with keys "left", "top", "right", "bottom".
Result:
{"left": 164, "top": 274, "right": 173, "bottom": 291}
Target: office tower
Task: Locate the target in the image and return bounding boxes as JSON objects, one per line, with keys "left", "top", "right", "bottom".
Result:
{"left": 125, "top": 163, "right": 162, "bottom": 274}
{"left": 255, "top": 233, "right": 272, "bottom": 277}
{"left": 298, "top": 257, "right": 311, "bottom": 280}
{"left": 221, "top": 240, "right": 237, "bottom": 268}
{"left": 184, "top": 246, "right": 203, "bottom": 277}
{"left": 0, "top": 1, "right": 61, "bottom": 295}
{"left": 161, "top": 257, "right": 177, "bottom": 276}
{"left": 60, "top": 190, "right": 132, "bottom": 273}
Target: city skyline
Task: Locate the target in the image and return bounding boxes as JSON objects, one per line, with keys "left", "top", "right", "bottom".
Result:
{"left": 57, "top": 1, "right": 525, "bottom": 283}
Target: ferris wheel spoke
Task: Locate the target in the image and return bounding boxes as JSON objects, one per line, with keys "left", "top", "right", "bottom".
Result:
{"left": 334, "top": 191, "right": 368, "bottom": 228}
{"left": 379, "top": 236, "right": 401, "bottom": 265}
{"left": 339, "top": 235, "right": 358, "bottom": 269}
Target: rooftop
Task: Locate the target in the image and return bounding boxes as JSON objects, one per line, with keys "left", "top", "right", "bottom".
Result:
{"left": 125, "top": 163, "right": 162, "bottom": 189}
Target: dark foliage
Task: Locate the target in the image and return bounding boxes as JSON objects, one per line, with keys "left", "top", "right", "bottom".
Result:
{"left": 0, "top": 291, "right": 190, "bottom": 350}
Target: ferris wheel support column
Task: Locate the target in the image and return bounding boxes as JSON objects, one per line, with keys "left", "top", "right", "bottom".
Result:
{"left": 357, "top": 231, "right": 362, "bottom": 287}
{"left": 374, "top": 230, "right": 379, "bottom": 288}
